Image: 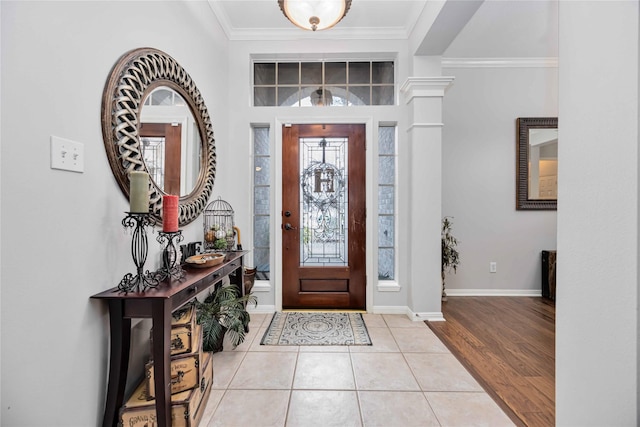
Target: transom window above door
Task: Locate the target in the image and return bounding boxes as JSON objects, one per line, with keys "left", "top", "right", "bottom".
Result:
{"left": 253, "top": 61, "right": 395, "bottom": 107}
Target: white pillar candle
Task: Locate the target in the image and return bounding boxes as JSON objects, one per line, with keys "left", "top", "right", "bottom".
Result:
{"left": 129, "top": 171, "right": 150, "bottom": 213}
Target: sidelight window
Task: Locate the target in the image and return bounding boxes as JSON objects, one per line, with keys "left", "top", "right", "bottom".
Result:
{"left": 253, "top": 126, "right": 271, "bottom": 280}
{"left": 378, "top": 125, "right": 396, "bottom": 280}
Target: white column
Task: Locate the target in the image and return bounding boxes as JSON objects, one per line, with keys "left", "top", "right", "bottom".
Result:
{"left": 400, "top": 76, "right": 454, "bottom": 320}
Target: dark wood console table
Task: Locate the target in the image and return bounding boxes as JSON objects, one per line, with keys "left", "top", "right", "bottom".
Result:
{"left": 91, "top": 251, "right": 248, "bottom": 427}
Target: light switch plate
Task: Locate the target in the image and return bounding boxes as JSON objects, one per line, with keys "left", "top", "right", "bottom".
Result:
{"left": 51, "top": 136, "right": 84, "bottom": 173}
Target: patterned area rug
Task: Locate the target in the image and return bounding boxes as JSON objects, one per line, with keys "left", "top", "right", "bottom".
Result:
{"left": 260, "top": 312, "right": 372, "bottom": 346}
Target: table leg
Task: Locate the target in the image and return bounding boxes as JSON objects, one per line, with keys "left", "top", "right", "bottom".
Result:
{"left": 151, "top": 300, "right": 173, "bottom": 427}
{"left": 103, "top": 300, "right": 131, "bottom": 427}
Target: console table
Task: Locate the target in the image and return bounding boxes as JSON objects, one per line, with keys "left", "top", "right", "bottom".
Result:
{"left": 91, "top": 250, "right": 248, "bottom": 427}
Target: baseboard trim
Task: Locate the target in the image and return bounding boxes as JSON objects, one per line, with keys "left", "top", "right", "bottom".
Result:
{"left": 372, "top": 305, "right": 410, "bottom": 315}
{"left": 247, "top": 305, "right": 276, "bottom": 314}
{"left": 252, "top": 281, "right": 271, "bottom": 292}
{"left": 372, "top": 306, "right": 444, "bottom": 322}
{"left": 446, "top": 289, "right": 542, "bottom": 297}
{"left": 412, "top": 311, "right": 446, "bottom": 322}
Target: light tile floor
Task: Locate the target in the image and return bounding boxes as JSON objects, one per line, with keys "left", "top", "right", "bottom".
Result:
{"left": 198, "top": 313, "right": 514, "bottom": 427}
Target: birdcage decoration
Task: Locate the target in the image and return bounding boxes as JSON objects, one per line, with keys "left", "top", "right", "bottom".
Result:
{"left": 203, "top": 197, "right": 236, "bottom": 251}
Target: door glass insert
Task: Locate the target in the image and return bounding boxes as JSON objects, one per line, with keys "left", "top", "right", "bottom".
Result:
{"left": 141, "top": 136, "right": 165, "bottom": 191}
{"left": 299, "top": 137, "right": 348, "bottom": 266}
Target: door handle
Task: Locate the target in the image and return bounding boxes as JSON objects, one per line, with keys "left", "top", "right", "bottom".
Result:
{"left": 284, "top": 223, "right": 296, "bottom": 230}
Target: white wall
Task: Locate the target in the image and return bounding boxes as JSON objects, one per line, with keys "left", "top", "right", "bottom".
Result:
{"left": 0, "top": 2, "right": 228, "bottom": 425}
{"left": 441, "top": 64, "right": 558, "bottom": 294}
{"left": 556, "top": 2, "right": 639, "bottom": 425}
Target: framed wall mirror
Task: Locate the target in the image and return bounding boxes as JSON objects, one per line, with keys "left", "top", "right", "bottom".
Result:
{"left": 516, "top": 117, "right": 558, "bottom": 210}
{"left": 101, "top": 48, "right": 216, "bottom": 226}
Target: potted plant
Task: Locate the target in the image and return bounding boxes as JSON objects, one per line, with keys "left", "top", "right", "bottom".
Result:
{"left": 441, "top": 216, "right": 460, "bottom": 302}
{"left": 196, "top": 284, "right": 257, "bottom": 352}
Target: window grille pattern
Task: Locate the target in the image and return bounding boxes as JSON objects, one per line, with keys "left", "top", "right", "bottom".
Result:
{"left": 378, "top": 126, "right": 396, "bottom": 280}
{"left": 254, "top": 61, "right": 394, "bottom": 107}
{"left": 253, "top": 127, "right": 271, "bottom": 280}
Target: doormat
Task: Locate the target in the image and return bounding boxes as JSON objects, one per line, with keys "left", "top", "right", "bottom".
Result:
{"left": 260, "top": 312, "right": 372, "bottom": 346}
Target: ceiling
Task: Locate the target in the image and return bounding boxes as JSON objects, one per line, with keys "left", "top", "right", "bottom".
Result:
{"left": 207, "top": 0, "right": 430, "bottom": 41}
{"left": 206, "top": 0, "right": 558, "bottom": 59}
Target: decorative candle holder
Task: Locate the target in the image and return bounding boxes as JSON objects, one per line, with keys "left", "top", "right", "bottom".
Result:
{"left": 155, "top": 230, "right": 186, "bottom": 281}
{"left": 118, "top": 212, "right": 159, "bottom": 293}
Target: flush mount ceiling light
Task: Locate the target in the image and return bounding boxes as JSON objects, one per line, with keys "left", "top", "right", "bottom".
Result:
{"left": 278, "top": 0, "right": 352, "bottom": 31}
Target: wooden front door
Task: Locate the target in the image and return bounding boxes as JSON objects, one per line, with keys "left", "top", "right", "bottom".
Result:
{"left": 139, "top": 122, "right": 182, "bottom": 195}
{"left": 282, "top": 124, "right": 366, "bottom": 310}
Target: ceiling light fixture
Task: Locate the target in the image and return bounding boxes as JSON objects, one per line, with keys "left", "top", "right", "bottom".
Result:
{"left": 278, "top": 0, "right": 352, "bottom": 32}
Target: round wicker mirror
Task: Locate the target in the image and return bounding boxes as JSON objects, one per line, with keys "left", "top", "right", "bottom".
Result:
{"left": 101, "top": 47, "right": 216, "bottom": 226}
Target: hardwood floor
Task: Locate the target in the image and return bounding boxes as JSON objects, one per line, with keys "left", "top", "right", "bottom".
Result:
{"left": 427, "top": 297, "right": 555, "bottom": 427}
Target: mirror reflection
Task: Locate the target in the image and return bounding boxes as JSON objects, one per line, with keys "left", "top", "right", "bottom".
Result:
{"left": 516, "top": 117, "right": 557, "bottom": 210}
{"left": 140, "top": 87, "right": 202, "bottom": 197}
{"left": 528, "top": 128, "right": 558, "bottom": 200}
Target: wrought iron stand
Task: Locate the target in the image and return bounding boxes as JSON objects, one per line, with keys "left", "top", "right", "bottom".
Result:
{"left": 155, "top": 230, "right": 185, "bottom": 281}
{"left": 118, "top": 212, "right": 159, "bottom": 293}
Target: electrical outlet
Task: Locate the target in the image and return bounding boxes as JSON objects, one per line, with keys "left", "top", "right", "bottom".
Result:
{"left": 490, "top": 262, "right": 497, "bottom": 273}
{"left": 51, "top": 136, "right": 84, "bottom": 173}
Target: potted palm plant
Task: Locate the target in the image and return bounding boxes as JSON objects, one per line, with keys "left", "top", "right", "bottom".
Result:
{"left": 196, "top": 284, "right": 257, "bottom": 352}
{"left": 441, "top": 216, "right": 460, "bottom": 302}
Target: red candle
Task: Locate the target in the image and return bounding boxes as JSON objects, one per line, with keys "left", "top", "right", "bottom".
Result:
{"left": 162, "top": 195, "right": 179, "bottom": 232}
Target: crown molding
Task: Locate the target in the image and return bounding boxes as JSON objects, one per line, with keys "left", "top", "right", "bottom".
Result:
{"left": 406, "top": 123, "right": 444, "bottom": 133}
{"left": 226, "top": 27, "right": 409, "bottom": 41}
{"left": 400, "top": 76, "right": 455, "bottom": 103}
{"left": 442, "top": 57, "right": 559, "bottom": 68}
{"left": 207, "top": 2, "right": 409, "bottom": 41}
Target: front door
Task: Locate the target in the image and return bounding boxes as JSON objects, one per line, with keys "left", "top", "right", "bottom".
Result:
{"left": 139, "top": 122, "right": 182, "bottom": 195}
{"left": 282, "top": 124, "right": 366, "bottom": 310}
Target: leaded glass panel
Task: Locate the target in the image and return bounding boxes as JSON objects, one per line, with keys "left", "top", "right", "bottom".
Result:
{"left": 326, "top": 86, "right": 347, "bottom": 106}
{"left": 349, "top": 62, "right": 370, "bottom": 84}
{"left": 253, "top": 126, "right": 271, "bottom": 279}
{"left": 278, "top": 86, "right": 300, "bottom": 107}
{"left": 254, "top": 215, "right": 270, "bottom": 247}
{"left": 378, "top": 127, "right": 395, "bottom": 155}
{"left": 377, "top": 125, "right": 396, "bottom": 280}
{"left": 253, "top": 248, "right": 270, "bottom": 274}
{"left": 378, "top": 215, "right": 394, "bottom": 247}
{"left": 378, "top": 186, "right": 394, "bottom": 215}
{"left": 254, "top": 157, "right": 270, "bottom": 185}
{"left": 253, "top": 61, "right": 394, "bottom": 107}
{"left": 254, "top": 187, "right": 270, "bottom": 215}
{"left": 150, "top": 89, "right": 173, "bottom": 106}
{"left": 372, "top": 85, "right": 395, "bottom": 106}
{"left": 325, "top": 62, "right": 346, "bottom": 84}
{"left": 254, "top": 63, "right": 275, "bottom": 85}
{"left": 278, "top": 63, "right": 299, "bottom": 85}
{"left": 301, "top": 62, "right": 322, "bottom": 84}
{"left": 299, "top": 137, "right": 348, "bottom": 266}
{"left": 254, "top": 87, "right": 275, "bottom": 107}
{"left": 372, "top": 61, "right": 394, "bottom": 84}
{"left": 349, "top": 86, "right": 370, "bottom": 106}
{"left": 254, "top": 128, "right": 270, "bottom": 155}
{"left": 378, "top": 156, "right": 395, "bottom": 185}
{"left": 378, "top": 248, "right": 395, "bottom": 280}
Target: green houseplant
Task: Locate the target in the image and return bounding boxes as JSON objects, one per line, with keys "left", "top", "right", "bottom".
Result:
{"left": 441, "top": 216, "right": 460, "bottom": 301}
{"left": 196, "top": 284, "right": 257, "bottom": 352}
